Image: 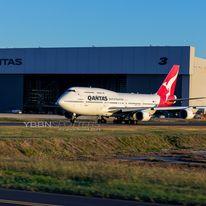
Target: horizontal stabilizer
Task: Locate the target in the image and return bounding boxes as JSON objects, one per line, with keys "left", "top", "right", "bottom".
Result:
{"left": 168, "top": 97, "right": 206, "bottom": 102}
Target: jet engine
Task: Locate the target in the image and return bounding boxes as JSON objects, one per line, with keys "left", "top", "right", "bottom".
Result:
{"left": 179, "top": 108, "right": 197, "bottom": 119}
{"left": 133, "top": 111, "right": 152, "bottom": 121}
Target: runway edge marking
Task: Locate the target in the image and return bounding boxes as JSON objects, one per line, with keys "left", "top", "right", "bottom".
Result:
{"left": 0, "top": 198, "right": 61, "bottom": 206}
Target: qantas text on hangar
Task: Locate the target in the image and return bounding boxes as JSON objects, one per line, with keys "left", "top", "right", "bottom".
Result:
{"left": 0, "top": 58, "right": 23, "bottom": 66}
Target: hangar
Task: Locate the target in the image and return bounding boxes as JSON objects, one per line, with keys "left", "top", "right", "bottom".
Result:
{"left": 0, "top": 46, "right": 205, "bottom": 113}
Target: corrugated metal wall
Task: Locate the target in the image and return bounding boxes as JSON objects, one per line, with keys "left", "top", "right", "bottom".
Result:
{"left": 0, "top": 46, "right": 190, "bottom": 74}
{"left": 0, "top": 75, "right": 23, "bottom": 112}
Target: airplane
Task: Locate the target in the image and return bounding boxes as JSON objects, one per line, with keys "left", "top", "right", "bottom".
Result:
{"left": 57, "top": 65, "right": 206, "bottom": 124}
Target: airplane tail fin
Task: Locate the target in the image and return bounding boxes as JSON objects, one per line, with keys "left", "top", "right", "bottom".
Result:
{"left": 157, "top": 65, "right": 180, "bottom": 106}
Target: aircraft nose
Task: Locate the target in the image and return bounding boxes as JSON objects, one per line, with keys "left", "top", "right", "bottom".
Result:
{"left": 56, "top": 97, "right": 64, "bottom": 107}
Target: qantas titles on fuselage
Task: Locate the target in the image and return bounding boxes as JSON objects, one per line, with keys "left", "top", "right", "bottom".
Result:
{"left": 57, "top": 65, "right": 204, "bottom": 123}
{"left": 87, "top": 95, "right": 108, "bottom": 101}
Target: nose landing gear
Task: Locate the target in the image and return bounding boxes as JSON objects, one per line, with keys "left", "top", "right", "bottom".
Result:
{"left": 64, "top": 112, "right": 77, "bottom": 123}
{"left": 70, "top": 113, "right": 77, "bottom": 123}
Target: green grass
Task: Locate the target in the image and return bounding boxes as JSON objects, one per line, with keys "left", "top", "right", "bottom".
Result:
{"left": 0, "top": 160, "right": 206, "bottom": 204}
{"left": 0, "top": 125, "right": 206, "bottom": 204}
{"left": 0, "top": 126, "right": 206, "bottom": 159}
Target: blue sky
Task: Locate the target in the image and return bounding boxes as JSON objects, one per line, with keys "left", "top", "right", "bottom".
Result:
{"left": 0, "top": 0, "right": 206, "bottom": 57}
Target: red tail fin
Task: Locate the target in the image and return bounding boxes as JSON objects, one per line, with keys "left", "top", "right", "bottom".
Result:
{"left": 157, "top": 65, "right": 180, "bottom": 107}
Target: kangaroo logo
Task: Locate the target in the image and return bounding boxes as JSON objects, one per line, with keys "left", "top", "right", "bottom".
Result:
{"left": 162, "top": 72, "right": 178, "bottom": 101}
{"left": 157, "top": 65, "right": 179, "bottom": 107}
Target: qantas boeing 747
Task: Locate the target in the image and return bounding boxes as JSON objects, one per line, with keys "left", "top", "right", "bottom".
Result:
{"left": 57, "top": 65, "right": 205, "bottom": 124}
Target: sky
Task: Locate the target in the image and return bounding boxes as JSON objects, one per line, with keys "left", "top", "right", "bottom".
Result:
{"left": 0, "top": 0, "right": 206, "bottom": 57}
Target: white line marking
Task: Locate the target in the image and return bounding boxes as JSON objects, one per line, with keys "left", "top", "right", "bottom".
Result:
{"left": 0, "top": 198, "right": 61, "bottom": 206}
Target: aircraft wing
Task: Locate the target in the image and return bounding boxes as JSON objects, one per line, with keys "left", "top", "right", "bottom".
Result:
{"left": 108, "top": 107, "right": 150, "bottom": 113}
{"left": 109, "top": 106, "right": 202, "bottom": 114}
{"left": 108, "top": 105, "right": 206, "bottom": 121}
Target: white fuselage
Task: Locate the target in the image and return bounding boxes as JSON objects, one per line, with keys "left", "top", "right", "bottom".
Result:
{"left": 57, "top": 87, "right": 161, "bottom": 116}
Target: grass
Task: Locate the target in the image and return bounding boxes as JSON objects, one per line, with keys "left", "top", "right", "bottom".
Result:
{"left": 0, "top": 159, "right": 206, "bottom": 204}
{"left": 0, "top": 125, "right": 206, "bottom": 204}
{"left": 0, "top": 126, "right": 206, "bottom": 158}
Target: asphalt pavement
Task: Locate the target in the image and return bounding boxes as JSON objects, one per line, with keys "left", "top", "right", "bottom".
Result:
{"left": 0, "top": 188, "right": 173, "bottom": 206}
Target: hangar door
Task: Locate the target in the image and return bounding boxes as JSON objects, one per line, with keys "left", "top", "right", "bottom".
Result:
{"left": 23, "top": 74, "right": 127, "bottom": 114}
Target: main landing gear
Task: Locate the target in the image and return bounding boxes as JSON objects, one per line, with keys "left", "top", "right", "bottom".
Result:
{"left": 113, "top": 118, "right": 138, "bottom": 125}
{"left": 113, "top": 118, "right": 123, "bottom": 124}
{"left": 124, "top": 119, "right": 137, "bottom": 125}
{"left": 97, "top": 116, "right": 107, "bottom": 124}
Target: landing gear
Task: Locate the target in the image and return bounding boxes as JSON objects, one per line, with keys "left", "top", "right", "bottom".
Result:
{"left": 113, "top": 118, "right": 123, "bottom": 124}
{"left": 113, "top": 118, "right": 137, "bottom": 125}
{"left": 64, "top": 112, "right": 77, "bottom": 123}
{"left": 97, "top": 116, "right": 107, "bottom": 124}
{"left": 124, "top": 120, "right": 137, "bottom": 125}
{"left": 70, "top": 113, "right": 77, "bottom": 124}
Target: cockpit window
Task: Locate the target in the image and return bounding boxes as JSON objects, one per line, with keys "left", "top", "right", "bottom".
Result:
{"left": 67, "top": 89, "right": 76, "bottom": 92}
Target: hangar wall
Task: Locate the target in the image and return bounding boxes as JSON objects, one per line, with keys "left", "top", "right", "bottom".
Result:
{"left": 189, "top": 47, "right": 206, "bottom": 106}
{"left": 126, "top": 75, "right": 181, "bottom": 94}
{"left": 0, "top": 46, "right": 190, "bottom": 74}
{"left": 0, "top": 75, "right": 23, "bottom": 112}
{"left": 181, "top": 75, "right": 190, "bottom": 106}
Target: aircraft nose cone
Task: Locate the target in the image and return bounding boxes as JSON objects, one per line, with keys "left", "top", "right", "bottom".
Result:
{"left": 56, "top": 97, "right": 64, "bottom": 107}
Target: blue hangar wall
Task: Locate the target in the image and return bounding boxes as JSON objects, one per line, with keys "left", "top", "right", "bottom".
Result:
{"left": 0, "top": 46, "right": 191, "bottom": 113}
